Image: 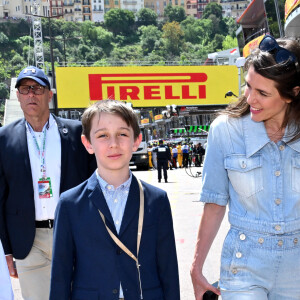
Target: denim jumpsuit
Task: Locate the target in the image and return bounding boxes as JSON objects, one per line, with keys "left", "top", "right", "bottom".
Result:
{"left": 200, "top": 114, "right": 300, "bottom": 300}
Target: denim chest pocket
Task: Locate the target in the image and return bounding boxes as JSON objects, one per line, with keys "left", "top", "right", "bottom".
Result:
{"left": 292, "top": 155, "right": 300, "bottom": 193}
{"left": 225, "top": 154, "right": 263, "bottom": 198}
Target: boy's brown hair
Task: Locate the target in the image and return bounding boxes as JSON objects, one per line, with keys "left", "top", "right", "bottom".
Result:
{"left": 82, "top": 100, "right": 140, "bottom": 142}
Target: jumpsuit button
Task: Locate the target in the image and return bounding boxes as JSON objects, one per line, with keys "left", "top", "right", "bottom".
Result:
{"left": 239, "top": 234, "right": 246, "bottom": 240}
{"left": 241, "top": 162, "right": 246, "bottom": 169}
{"left": 236, "top": 252, "right": 242, "bottom": 258}
{"left": 232, "top": 268, "right": 238, "bottom": 274}
{"left": 294, "top": 238, "right": 298, "bottom": 244}
{"left": 275, "top": 225, "right": 281, "bottom": 231}
{"left": 275, "top": 198, "right": 281, "bottom": 205}
{"left": 279, "top": 145, "right": 285, "bottom": 151}
{"left": 278, "top": 240, "right": 283, "bottom": 246}
{"left": 258, "top": 237, "right": 264, "bottom": 244}
{"left": 275, "top": 171, "right": 281, "bottom": 176}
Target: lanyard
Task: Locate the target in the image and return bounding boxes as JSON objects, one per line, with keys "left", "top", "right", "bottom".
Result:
{"left": 99, "top": 179, "right": 144, "bottom": 299}
{"left": 26, "top": 120, "right": 49, "bottom": 179}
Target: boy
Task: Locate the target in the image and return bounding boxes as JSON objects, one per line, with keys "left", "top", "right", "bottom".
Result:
{"left": 49, "top": 100, "right": 180, "bottom": 300}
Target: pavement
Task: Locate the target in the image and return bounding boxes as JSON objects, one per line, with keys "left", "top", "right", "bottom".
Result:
{"left": 10, "top": 166, "right": 230, "bottom": 299}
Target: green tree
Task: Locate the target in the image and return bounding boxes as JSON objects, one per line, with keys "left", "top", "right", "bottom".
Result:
{"left": 181, "top": 17, "right": 213, "bottom": 45}
{"left": 61, "top": 21, "right": 81, "bottom": 38}
{"left": 162, "top": 21, "right": 184, "bottom": 56}
{"left": 202, "top": 2, "right": 222, "bottom": 19}
{"left": 81, "top": 21, "right": 98, "bottom": 43}
{"left": 94, "top": 27, "right": 114, "bottom": 55}
{"left": 223, "top": 17, "right": 238, "bottom": 38}
{"left": 0, "top": 83, "right": 9, "bottom": 100}
{"left": 222, "top": 35, "right": 238, "bottom": 50}
{"left": 164, "top": 5, "right": 187, "bottom": 23}
{"left": 104, "top": 9, "right": 135, "bottom": 35}
{"left": 0, "top": 60, "right": 9, "bottom": 82}
{"left": 202, "top": 3, "right": 228, "bottom": 38}
{"left": 265, "top": 0, "right": 285, "bottom": 37}
{"left": 108, "top": 44, "right": 143, "bottom": 62}
{"left": 138, "top": 25, "right": 162, "bottom": 55}
{"left": 136, "top": 8, "right": 158, "bottom": 27}
{"left": 212, "top": 33, "right": 225, "bottom": 51}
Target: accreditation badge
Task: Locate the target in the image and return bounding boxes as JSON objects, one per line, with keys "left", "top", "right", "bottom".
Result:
{"left": 38, "top": 177, "right": 53, "bottom": 199}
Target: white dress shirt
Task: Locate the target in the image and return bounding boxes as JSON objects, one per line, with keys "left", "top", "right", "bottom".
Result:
{"left": 0, "top": 240, "right": 14, "bottom": 300}
{"left": 96, "top": 170, "right": 132, "bottom": 299}
{"left": 27, "top": 114, "right": 61, "bottom": 220}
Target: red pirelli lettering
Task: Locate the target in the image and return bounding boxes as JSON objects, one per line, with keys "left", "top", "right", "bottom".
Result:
{"left": 88, "top": 73, "right": 208, "bottom": 101}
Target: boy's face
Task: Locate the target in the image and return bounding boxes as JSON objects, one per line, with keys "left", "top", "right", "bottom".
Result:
{"left": 82, "top": 112, "right": 141, "bottom": 177}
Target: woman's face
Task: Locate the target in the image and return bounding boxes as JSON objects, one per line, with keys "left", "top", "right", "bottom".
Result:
{"left": 245, "top": 65, "right": 291, "bottom": 127}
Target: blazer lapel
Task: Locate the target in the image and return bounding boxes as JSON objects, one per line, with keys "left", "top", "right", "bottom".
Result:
{"left": 54, "top": 115, "right": 69, "bottom": 192}
{"left": 16, "top": 119, "right": 32, "bottom": 175}
{"left": 119, "top": 176, "right": 140, "bottom": 237}
{"left": 87, "top": 173, "right": 117, "bottom": 235}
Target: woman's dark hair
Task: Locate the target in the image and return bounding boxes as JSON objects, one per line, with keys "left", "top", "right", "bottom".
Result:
{"left": 223, "top": 38, "right": 300, "bottom": 140}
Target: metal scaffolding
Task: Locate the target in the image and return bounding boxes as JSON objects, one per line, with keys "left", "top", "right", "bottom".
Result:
{"left": 32, "top": 0, "right": 45, "bottom": 69}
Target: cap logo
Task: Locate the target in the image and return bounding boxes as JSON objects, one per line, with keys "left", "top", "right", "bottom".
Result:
{"left": 23, "top": 68, "right": 36, "bottom": 74}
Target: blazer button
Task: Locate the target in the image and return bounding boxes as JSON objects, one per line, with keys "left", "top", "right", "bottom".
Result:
{"left": 112, "top": 289, "right": 118, "bottom": 294}
{"left": 116, "top": 248, "right": 122, "bottom": 255}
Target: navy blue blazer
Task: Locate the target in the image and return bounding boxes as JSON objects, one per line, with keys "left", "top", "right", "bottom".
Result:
{"left": 0, "top": 115, "right": 96, "bottom": 259}
{"left": 50, "top": 173, "right": 180, "bottom": 300}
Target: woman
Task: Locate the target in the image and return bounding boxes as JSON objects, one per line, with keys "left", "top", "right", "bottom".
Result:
{"left": 0, "top": 239, "right": 14, "bottom": 300}
{"left": 191, "top": 35, "right": 300, "bottom": 300}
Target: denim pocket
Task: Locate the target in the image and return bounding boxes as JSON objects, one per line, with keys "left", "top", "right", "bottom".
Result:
{"left": 225, "top": 154, "right": 263, "bottom": 198}
{"left": 292, "top": 155, "right": 300, "bottom": 193}
{"left": 221, "top": 229, "right": 251, "bottom": 285}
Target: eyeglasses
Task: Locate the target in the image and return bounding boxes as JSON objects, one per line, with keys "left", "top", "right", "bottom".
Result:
{"left": 18, "top": 85, "right": 47, "bottom": 95}
{"left": 259, "top": 34, "right": 300, "bottom": 72}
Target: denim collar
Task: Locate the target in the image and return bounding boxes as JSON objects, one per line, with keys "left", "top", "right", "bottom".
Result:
{"left": 242, "top": 114, "right": 300, "bottom": 157}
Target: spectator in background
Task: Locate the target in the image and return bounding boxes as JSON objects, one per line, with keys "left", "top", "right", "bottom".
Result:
{"left": 182, "top": 142, "right": 189, "bottom": 168}
{"left": 177, "top": 142, "right": 183, "bottom": 168}
{"left": 153, "top": 139, "right": 171, "bottom": 183}
{"left": 172, "top": 144, "right": 178, "bottom": 169}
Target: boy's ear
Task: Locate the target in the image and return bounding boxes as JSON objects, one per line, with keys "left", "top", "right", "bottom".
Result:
{"left": 132, "top": 133, "right": 142, "bottom": 152}
{"left": 293, "top": 86, "right": 300, "bottom": 97}
{"left": 81, "top": 135, "right": 94, "bottom": 154}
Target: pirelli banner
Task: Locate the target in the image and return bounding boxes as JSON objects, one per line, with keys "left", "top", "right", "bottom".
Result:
{"left": 56, "top": 66, "right": 239, "bottom": 108}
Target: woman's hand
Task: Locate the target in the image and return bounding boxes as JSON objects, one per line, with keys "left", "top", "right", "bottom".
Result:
{"left": 190, "top": 203, "right": 225, "bottom": 299}
{"left": 190, "top": 267, "right": 220, "bottom": 300}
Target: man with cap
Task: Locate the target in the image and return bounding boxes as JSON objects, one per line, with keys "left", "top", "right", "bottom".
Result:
{"left": 153, "top": 139, "right": 171, "bottom": 183}
{"left": 0, "top": 66, "right": 96, "bottom": 300}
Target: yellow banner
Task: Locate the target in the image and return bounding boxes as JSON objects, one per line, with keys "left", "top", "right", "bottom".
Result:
{"left": 285, "top": 0, "right": 300, "bottom": 20}
{"left": 154, "top": 114, "right": 163, "bottom": 121}
{"left": 56, "top": 66, "right": 239, "bottom": 108}
{"left": 243, "top": 35, "right": 264, "bottom": 57}
{"left": 141, "top": 118, "right": 150, "bottom": 124}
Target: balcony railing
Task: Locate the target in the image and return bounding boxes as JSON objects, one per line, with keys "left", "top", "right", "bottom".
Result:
{"left": 74, "top": 8, "right": 81, "bottom": 11}
{"left": 123, "top": 1, "right": 137, "bottom": 4}
{"left": 93, "top": 8, "right": 104, "bottom": 11}
{"left": 64, "top": 2, "right": 74, "bottom": 6}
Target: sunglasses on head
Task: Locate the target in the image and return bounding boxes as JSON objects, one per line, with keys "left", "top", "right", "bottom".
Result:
{"left": 259, "top": 34, "right": 300, "bottom": 73}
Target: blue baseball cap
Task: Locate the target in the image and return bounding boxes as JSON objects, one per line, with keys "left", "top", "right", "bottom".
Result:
{"left": 15, "top": 66, "right": 51, "bottom": 89}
